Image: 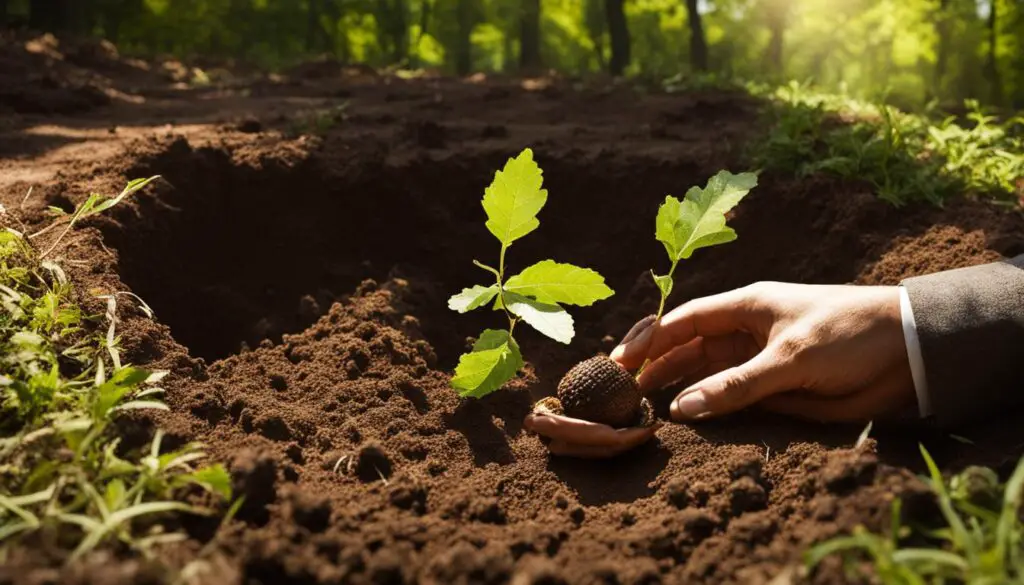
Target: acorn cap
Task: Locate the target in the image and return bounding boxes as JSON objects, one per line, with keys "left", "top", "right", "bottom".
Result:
{"left": 557, "top": 355, "right": 642, "bottom": 428}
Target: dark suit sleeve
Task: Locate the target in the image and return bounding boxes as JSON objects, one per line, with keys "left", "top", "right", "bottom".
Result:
{"left": 901, "top": 254, "right": 1024, "bottom": 427}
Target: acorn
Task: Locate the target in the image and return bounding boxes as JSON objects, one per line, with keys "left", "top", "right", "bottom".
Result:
{"left": 535, "top": 355, "right": 654, "bottom": 428}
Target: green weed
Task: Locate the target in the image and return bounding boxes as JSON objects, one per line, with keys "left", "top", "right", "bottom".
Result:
{"left": 287, "top": 102, "right": 349, "bottom": 138}
{"left": 750, "top": 81, "right": 1024, "bottom": 207}
{"left": 0, "top": 179, "right": 230, "bottom": 565}
{"left": 806, "top": 446, "right": 1024, "bottom": 583}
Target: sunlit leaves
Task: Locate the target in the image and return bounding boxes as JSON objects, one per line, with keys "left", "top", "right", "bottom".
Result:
{"left": 451, "top": 330, "right": 524, "bottom": 398}
{"left": 482, "top": 148, "right": 547, "bottom": 247}
{"left": 646, "top": 170, "right": 756, "bottom": 326}
{"left": 449, "top": 148, "right": 614, "bottom": 398}
{"left": 656, "top": 171, "right": 758, "bottom": 262}
{"left": 652, "top": 272, "right": 673, "bottom": 298}
{"left": 448, "top": 284, "right": 499, "bottom": 313}
{"left": 504, "top": 260, "right": 614, "bottom": 306}
{"left": 0, "top": 177, "right": 228, "bottom": 557}
{"left": 503, "top": 293, "right": 574, "bottom": 344}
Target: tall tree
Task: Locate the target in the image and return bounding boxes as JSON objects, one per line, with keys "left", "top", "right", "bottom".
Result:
{"left": 519, "top": 0, "right": 542, "bottom": 71}
{"left": 0, "top": 0, "right": 8, "bottom": 27}
{"left": 933, "top": 0, "right": 951, "bottom": 98}
{"left": 30, "top": 0, "right": 67, "bottom": 31}
{"left": 985, "top": 0, "right": 1003, "bottom": 103}
{"left": 307, "top": 0, "right": 322, "bottom": 52}
{"left": 584, "top": 0, "right": 607, "bottom": 70}
{"left": 376, "top": 0, "right": 409, "bottom": 63}
{"left": 761, "top": 0, "right": 790, "bottom": 74}
{"left": 683, "top": 0, "right": 708, "bottom": 72}
{"left": 605, "top": 0, "right": 630, "bottom": 75}
{"left": 455, "top": 0, "right": 473, "bottom": 75}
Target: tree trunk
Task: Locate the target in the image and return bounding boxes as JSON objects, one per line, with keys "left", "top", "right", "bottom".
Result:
{"left": 683, "top": 0, "right": 708, "bottom": 72}
{"left": 411, "top": 0, "right": 432, "bottom": 66}
{"left": 0, "top": 0, "right": 8, "bottom": 27}
{"left": 933, "top": 0, "right": 950, "bottom": 98}
{"left": 766, "top": 21, "right": 783, "bottom": 73}
{"left": 29, "top": 0, "right": 50, "bottom": 30}
{"left": 760, "top": 0, "right": 788, "bottom": 75}
{"left": 307, "top": 0, "right": 321, "bottom": 52}
{"left": 985, "top": 0, "right": 1002, "bottom": 103}
{"left": 519, "top": 0, "right": 541, "bottom": 71}
{"left": 390, "top": 0, "right": 408, "bottom": 63}
{"left": 455, "top": 0, "right": 472, "bottom": 75}
{"left": 604, "top": 0, "right": 629, "bottom": 75}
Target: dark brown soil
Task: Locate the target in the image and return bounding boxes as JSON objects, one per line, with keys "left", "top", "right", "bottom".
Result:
{"left": 2, "top": 38, "right": 1024, "bottom": 585}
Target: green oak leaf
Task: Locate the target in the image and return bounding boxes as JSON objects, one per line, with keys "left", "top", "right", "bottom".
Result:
{"left": 448, "top": 284, "right": 499, "bottom": 313}
{"left": 482, "top": 148, "right": 548, "bottom": 247}
{"left": 451, "top": 329, "right": 524, "bottom": 398}
{"left": 652, "top": 272, "right": 673, "bottom": 298}
{"left": 504, "top": 260, "right": 614, "bottom": 306}
{"left": 503, "top": 292, "right": 574, "bottom": 344}
{"left": 656, "top": 171, "right": 757, "bottom": 261}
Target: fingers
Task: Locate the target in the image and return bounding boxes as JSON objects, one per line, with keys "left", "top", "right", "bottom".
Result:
{"left": 548, "top": 424, "right": 661, "bottom": 458}
{"left": 612, "top": 287, "right": 767, "bottom": 370}
{"left": 636, "top": 332, "right": 760, "bottom": 392}
{"left": 620, "top": 314, "right": 657, "bottom": 346}
{"left": 635, "top": 337, "right": 705, "bottom": 391}
{"left": 524, "top": 413, "right": 662, "bottom": 458}
{"left": 669, "top": 347, "right": 796, "bottom": 421}
{"left": 610, "top": 314, "right": 657, "bottom": 369}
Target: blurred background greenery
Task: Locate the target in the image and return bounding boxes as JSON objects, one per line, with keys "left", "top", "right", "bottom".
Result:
{"left": 2, "top": 0, "right": 1022, "bottom": 109}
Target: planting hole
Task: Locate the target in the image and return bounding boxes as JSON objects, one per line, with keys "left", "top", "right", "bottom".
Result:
{"left": 100, "top": 139, "right": 891, "bottom": 365}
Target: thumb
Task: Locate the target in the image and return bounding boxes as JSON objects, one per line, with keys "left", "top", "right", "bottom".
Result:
{"left": 670, "top": 349, "right": 795, "bottom": 421}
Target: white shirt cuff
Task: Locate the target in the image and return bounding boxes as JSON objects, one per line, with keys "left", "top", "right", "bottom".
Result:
{"left": 899, "top": 285, "right": 931, "bottom": 418}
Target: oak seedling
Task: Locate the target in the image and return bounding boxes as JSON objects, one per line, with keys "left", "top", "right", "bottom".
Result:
{"left": 549, "top": 170, "right": 757, "bottom": 426}
{"left": 447, "top": 148, "right": 614, "bottom": 398}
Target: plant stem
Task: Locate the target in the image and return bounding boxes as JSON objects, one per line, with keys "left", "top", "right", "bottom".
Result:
{"left": 654, "top": 259, "right": 679, "bottom": 322}
{"left": 636, "top": 259, "right": 679, "bottom": 379}
{"left": 495, "top": 243, "right": 517, "bottom": 336}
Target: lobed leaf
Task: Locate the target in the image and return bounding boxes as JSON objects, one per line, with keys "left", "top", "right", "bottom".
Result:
{"left": 504, "top": 260, "right": 614, "bottom": 307}
{"left": 448, "top": 284, "right": 499, "bottom": 313}
{"left": 656, "top": 171, "right": 757, "bottom": 261}
{"left": 503, "top": 292, "right": 574, "bottom": 344}
{"left": 481, "top": 148, "right": 548, "bottom": 247}
{"left": 450, "top": 329, "right": 523, "bottom": 398}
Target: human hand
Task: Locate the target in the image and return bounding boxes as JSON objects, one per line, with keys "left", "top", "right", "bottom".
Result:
{"left": 523, "top": 412, "right": 662, "bottom": 458}
{"left": 611, "top": 282, "right": 914, "bottom": 422}
{"left": 524, "top": 317, "right": 665, "bottom": 458}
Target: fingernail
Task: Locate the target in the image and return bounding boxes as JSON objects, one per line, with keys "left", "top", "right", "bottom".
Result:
{"left": 671, "top": 391, "right": 709, "bottom": 420}
{"left": 611, "top": 315, "right": 656, "bottom": 361}
{"left": 621, "top": 314, "right": 657, "bottom": 345}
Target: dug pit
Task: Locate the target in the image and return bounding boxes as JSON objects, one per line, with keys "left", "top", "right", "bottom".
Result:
{"left": 96, "top": 136, "right": 924, "bottom": 373}
{"left": 87, "top": 135, "right": 1024, "bottom": 584}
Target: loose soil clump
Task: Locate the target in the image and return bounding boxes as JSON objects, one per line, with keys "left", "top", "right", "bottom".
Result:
{"left": 2, "top": 59, "right": 1023, "bottom": 584}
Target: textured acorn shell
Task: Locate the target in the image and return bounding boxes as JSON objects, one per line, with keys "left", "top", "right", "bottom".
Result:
{"left": 557, "top": 355, "right": 642, "bottom": 428}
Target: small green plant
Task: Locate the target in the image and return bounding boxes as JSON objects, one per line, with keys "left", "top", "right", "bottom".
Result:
{"left": 447, "top": 148, "right": 614, "bottom": 398}
{"left": 751, "top": 81, "right": 1024, "bottom": 207}
{"left": 648, "top": 170, "right": 758, "bottom": 324}
{"left": 0, "top": 178, "right": 230, "bottom": 564}
{"left": 806, "top": 445, "right": 1024, "bottom": 583}
{"left": 30, "top": 176, "right": 161, "bottom": 258}
{"left": 287, "top": 102, "right": 349, "bottom": 137}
